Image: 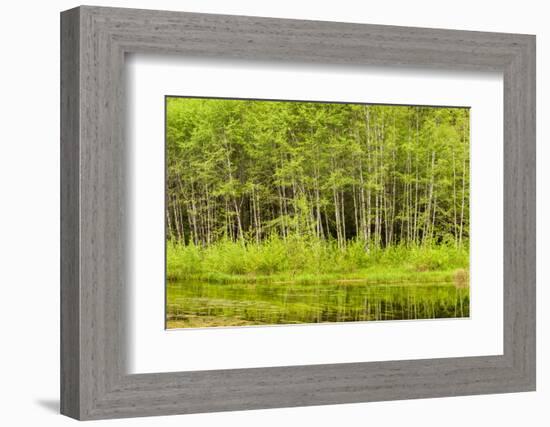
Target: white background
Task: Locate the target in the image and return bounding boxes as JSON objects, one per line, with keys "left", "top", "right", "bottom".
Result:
{"left": 128, "top": 57, "right": 503, "bottom": 373}
{"left": 0, "top": 0, "right": 547, "bottom": 426}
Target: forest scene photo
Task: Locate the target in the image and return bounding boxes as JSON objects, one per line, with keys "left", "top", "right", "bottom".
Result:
{"left": 165, "top": 97, "right": 470, "bottom": 329}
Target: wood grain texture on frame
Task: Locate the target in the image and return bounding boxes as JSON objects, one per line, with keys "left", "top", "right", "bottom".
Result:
{"left": 60, "top": 5, "right": 536, "bottom": 420}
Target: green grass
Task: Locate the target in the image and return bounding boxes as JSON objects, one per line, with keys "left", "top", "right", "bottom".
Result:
{"left": 167, "top": 236, "right": 469, "bottom": 285}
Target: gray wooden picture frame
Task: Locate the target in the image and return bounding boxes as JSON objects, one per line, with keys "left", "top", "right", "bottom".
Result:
{"left": 60, "top": 5, "right": 536, "bottom": 421}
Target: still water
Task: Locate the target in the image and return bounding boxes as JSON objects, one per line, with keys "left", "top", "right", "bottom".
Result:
{"left": 166, "top": 280, "right": 469, "bottom": 329}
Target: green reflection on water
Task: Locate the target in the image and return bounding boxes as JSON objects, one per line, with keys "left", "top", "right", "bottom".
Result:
{"left": 166, "top": 280, "right": 469, "bottom": 328}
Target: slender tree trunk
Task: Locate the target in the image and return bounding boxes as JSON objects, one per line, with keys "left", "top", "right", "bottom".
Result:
{"left": 390, "top": 148, "right": 397, "bottom": 246}
{"left": 333, "top": 184, "right": 342, "bottom": 248}
{"left": 452, "top": 149, "right": 458, "bottom": 247}
{"left": 364, "top": 105, "right": 372, "bottom": 245}
{"left": 277, "top": 184, "right": 287, "bottom": 240}
{"left": 190, "top": 183, "right": 200, "bottom": 245}
{"left": 423, "top": 151, "right": 436, "bottom": 246}
{"left": 358, "top": 159, "right": 368, "bottom": 242}
{"left": 324, "top": 206, "right": 331, "bottom": 242}
{"left": 233, "top": 198, "right": 244, "bottom": 242}
{"left": 174, "top": 195, "right": 183, "bottom": 243}
{"left": 166, "top": 196, "right": 174, "bottom": 241}
{"left": 352, "top": 183, "right": 359, "bottom": 240}
{"left": 406, "top": 129, "right": 412, "bottom": 245}
{"left": 413, "top": 110, "right": 420, "bottom": 245}
{"left": 431, "top": 191, "right": 438, "bottom": 243}
{"left": 256, "top": 190, "right": 262, "bottom": 240}
{"left": 340, "top": 188, "right": 346, "bottom": 246}
{"left": 459, "top": 124, "right": 467, "bottom": 247}
{"left": 292, "top": 177, "right": 300, "bottom": 236}
{"left": 315, "top": 180, "right": 323, "bottom": 238}
{"left": 251, "top": 185, "right": 260, "bottom": 243}
{"left": 224, "top": 198, "right": 232, "bottom": 241}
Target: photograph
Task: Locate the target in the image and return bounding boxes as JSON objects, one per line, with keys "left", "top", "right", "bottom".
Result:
{"left": 165, "top": 97, "right": 470, "bottom": 329}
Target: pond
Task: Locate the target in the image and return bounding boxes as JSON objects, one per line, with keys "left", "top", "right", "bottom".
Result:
{"left": 166, "top": 280, "right": 469, "bottom": 329}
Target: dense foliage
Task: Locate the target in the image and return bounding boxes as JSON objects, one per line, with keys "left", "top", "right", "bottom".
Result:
{"left": 166, "top": 97, "right": 469, "bottom": 250}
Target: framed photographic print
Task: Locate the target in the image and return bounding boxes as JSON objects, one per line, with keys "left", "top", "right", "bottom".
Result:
{"left": 164, "top": 97, "right": 471, "bottom": 330}
{"left": 61, "top": 5, "right": 536, "bottom": 420}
